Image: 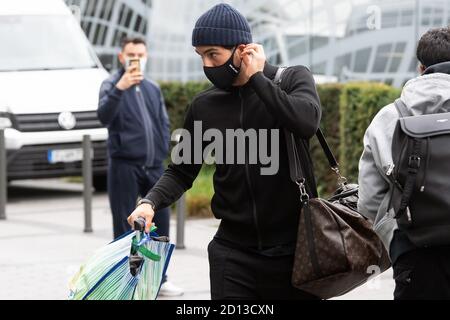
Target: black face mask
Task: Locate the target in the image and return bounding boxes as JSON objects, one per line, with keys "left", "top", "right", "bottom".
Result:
{"left": 203, "top": 47, "right": 241, "bottom": 90}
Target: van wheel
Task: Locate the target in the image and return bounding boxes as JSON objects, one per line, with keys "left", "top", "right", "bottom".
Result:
{"left": 93, "top": 175, "right": 107, "bottom": 192}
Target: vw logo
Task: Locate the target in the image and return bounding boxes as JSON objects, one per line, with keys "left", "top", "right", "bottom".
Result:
{"left": 58, "top": 112, "right": 76, "bottom": 130}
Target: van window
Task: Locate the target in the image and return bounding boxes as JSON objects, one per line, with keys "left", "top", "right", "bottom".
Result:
{"left": 0, "top": 15, "right": 98, "bottom": 71}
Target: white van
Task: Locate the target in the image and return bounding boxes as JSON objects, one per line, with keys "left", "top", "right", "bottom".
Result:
{"left": 0, "top": 0, "right": 110, "bottom": 190}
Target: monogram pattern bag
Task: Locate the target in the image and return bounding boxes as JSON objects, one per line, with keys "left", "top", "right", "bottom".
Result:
{"left": 275, "top": 67, "right": 391, "bottom": 299}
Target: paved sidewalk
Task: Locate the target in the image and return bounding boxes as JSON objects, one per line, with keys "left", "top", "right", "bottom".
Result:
{"left": 0, "top": 179, "right": 394, "bottom": 300}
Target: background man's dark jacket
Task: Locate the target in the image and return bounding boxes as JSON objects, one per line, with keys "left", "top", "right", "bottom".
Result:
{"left": 145, "top": 63, "right": 321, "bottom": 250}
{"left": 97, "top": 69, "right": 170, "bottom": 167}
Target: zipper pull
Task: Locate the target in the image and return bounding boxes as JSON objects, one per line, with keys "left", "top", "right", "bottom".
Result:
{"left": 386, "top": 164, "right": 395, "bottom": 176}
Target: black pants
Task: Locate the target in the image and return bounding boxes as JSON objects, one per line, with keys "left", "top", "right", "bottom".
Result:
{"left": 207, "top": 238, "right": 319, "bottom": 300}
{"left": 393, "top": 246, "right": 450, "bottom": 300}
{"left": 108, "top": 160, "right": 170, "bottom": 239}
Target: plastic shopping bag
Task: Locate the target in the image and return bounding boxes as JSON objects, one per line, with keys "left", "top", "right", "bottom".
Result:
{"left": 69, "top": 222, "right": 175, "bottom": 300}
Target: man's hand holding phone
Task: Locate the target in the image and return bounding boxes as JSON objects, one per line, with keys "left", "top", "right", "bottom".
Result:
{"left": 116, "top": 59, "right": 144, "bottom": 91}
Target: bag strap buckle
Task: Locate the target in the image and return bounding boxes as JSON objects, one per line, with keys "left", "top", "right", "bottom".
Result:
{"left": 296, "top": 179, "right": 310, "bottom": 203}
{"left": 408, "top": 155, "right": 421, "bottom": 170}
{"left": 331, "top": 166, "right": 348, "bottom": 189}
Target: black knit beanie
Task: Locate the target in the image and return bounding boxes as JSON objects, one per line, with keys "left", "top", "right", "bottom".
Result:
{"left": 192, "top": 3, "right": 252, "bottom": 47}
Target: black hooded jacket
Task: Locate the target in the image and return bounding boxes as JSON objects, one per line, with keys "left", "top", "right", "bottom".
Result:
{"left": 145, "top": 63, "right": 322, "bottom": 250}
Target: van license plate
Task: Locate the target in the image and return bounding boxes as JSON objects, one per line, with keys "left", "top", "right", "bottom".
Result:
{"left": 48, "top": 148, "right": 84, "bottom": 164}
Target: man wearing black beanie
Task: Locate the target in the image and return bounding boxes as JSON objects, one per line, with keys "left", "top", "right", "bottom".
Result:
{"left": 128, "top": 3, "right": 322, "bottom": 300}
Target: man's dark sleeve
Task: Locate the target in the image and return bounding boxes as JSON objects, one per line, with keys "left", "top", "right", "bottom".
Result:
{"left": 144, "top": 104, "right": 203, "bottom": 210}
{"left": 97, "top": 80, "right": 123, "bottom": 126}
{"left": 249, "top": 65, "right": 322, "bottom": 139}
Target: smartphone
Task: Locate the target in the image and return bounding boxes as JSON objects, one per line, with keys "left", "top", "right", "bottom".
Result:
{"left": 128, "top": 58, "right": 141, "bottom": 74}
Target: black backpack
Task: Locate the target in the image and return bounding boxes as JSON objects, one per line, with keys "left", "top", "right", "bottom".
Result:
{"left": 390, "top": 99, "right": 450, "bottom": 247}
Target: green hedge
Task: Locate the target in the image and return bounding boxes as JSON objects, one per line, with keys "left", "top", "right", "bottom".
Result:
{"left": 160, "top": 81, "right": 211, "bottom": 133}
{"left": 312, "top": 84, "right": 343, "bottom": 196}
{"left": 339, "top": 83, "right": 401, "bottom": 183}
{"left": 159, "top": 81, "right": 401, "bottom": 215}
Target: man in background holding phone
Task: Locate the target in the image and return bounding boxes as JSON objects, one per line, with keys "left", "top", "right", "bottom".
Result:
{"left": 97, "top": 37, "right": 183, "bottom": 297}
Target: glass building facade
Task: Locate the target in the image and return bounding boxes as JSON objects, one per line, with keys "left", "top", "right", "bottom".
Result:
{"left": 66, "top": 0, "right": 450, "bottom": 87}
{"left": 64, "top": 0, "right": 152, "bottom": 71}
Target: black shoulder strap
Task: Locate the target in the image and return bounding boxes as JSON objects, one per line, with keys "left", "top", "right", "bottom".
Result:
{"left": 283, "top": 128, "right": 304, "bottom": 184}
{"left": 275, "top": 67, "right": 339, "bottom": 185}
{"left": 395, "top": 138, "right": 422, "bottom": 222}
{"left": 393, "top": 99, "right": 419, "bottom": 222}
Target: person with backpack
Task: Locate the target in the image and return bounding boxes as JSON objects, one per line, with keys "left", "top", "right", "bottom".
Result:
{"left": 358, "top": 27, "right": 450, "bottom": 300}
{"left": 127, "top": 3, "right": 322, "bottom": 300}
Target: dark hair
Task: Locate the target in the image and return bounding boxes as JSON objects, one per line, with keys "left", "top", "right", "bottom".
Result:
{"left": 417, "top": 27, "right": 450, "bottom": 68}
{"left": 120, "top": 37, "right": 147, "bottom": 50}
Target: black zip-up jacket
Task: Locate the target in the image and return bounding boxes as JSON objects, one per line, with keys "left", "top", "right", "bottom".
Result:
{"left": 97, "top": 69, "right": 170, "bottom": 167}
{"left": 145, "top": 63, "right": 321, "bottom": 249}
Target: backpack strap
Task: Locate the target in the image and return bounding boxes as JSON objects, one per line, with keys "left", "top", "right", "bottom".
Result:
{"left": 393, "top": 99, "right": 420, "bottom": 223}
{"left": 395, "top": 138, "right": 422, "bottom": 223}
{"left": 394, "top": 99, "right": 412, "bottom": 118}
